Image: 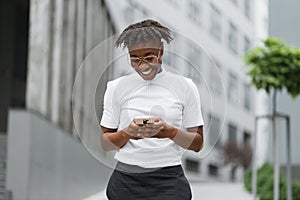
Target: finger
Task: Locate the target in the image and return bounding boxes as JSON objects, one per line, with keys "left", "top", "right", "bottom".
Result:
{"left": 142, "top": 129, "right": 162, "bottom": 138}
{"left": 153, "top": 120, "right": 164, "bottom": 126}
{"left": 130, "top": 121, "right": 141, "bottom": 128}
{"left": 142, "top": 131, "right": 158, "bottom": 138}
{"left": 143, "top": 126, "right": 162, "bottom": 132}
{"left": 152, "top": 122, "right": 164, "bottom": 129}
{"left": 153, "top": 117, "right": 162, "bottom": 123}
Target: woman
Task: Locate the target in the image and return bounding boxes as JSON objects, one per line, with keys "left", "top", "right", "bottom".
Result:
{"left": 100, "top": 19, "right": 204, "bottom": 200}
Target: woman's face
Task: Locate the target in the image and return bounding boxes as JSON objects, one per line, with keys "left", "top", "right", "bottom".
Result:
{"left": 128, "top": 40, "right": 163, "bottom": 81}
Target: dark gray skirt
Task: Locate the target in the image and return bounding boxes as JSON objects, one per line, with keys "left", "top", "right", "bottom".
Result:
{"left": 106, "top": 162, "right": 192, "bottom": 200}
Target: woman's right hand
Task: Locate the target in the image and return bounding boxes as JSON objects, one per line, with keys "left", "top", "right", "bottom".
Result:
{"left": 123, "top": 120, "right": 143, "bottom": 139}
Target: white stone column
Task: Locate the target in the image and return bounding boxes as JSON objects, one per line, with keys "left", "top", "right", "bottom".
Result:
{"left": 27, "top": 0, "right": 52, "bottom": 116}
{"left": 51, "top": 0, "right": 64, "bottom": 124}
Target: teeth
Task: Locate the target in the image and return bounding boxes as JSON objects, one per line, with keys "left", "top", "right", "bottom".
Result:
{"left": 141, "top": 68, "right": 152, "bottom": 75}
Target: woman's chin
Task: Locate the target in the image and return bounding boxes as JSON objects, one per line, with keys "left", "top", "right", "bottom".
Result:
{"left": 140, "top": 74, "right": 156, "bottom": 80}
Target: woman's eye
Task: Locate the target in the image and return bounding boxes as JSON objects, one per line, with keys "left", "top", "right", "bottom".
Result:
{"left": 131, "top": 58, "right": 140, "bottom": 63}
{"left": 145, "top": 58, "right": 152, "bottom": 62}
{"left": 145, "top": 57, "right": 156, "bottom": 63}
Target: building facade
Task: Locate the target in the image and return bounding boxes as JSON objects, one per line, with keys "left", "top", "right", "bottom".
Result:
{"left": 5, "top": 0, "right": 116, "bottom": 199}
{"left": 26, "top": 0, "right": 115, "bottom": 136}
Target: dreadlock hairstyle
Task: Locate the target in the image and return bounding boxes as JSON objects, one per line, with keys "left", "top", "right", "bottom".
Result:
{"left": 115, "top": 19, "right": 173, "bottom": 49}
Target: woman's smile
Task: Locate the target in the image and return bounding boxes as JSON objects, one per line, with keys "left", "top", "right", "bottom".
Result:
{"left": 140, "top": 68, "right": 152, "bottom": 75}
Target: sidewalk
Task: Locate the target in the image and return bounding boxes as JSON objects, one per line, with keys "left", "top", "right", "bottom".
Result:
{"left": 83, "top": 182, "right": 253, "bottom": 200}
{"left": 191, "top": 182, "right": 253, "bottom": 200}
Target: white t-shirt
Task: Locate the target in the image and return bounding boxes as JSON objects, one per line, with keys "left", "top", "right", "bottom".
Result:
{"left": 100, "top": 67, "right": 204, "bottom": 168}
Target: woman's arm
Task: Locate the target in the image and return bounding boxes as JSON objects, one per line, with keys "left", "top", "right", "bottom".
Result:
{"left": 100, "top": 126, "right": 131, "bottom": 151}
{"left": 154, "top": 122, "right": 204, "bottom": 152}
{"left": 101, "top": 118, "right": 204, "bottom": 152}
{"left": 100, "top": 120, "right": 143, "bottom": 151}
{"left": 171, "top": 126, "right": 204, "bottom": 152}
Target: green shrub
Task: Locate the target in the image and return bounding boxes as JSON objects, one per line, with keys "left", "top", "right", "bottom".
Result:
{"left": 293, "top": 181, "right": 300, "bottom": 200}
{"left": 244, "top": 163, "right": 300, "bottom": 200}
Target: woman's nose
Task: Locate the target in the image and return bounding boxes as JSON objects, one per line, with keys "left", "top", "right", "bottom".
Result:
{"left": 138, "top": 62, "right": 149, "bottom": 70}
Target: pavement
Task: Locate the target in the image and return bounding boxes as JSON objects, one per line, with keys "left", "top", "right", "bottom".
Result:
{"left": 83, "top": 182, "right": 253, "bottom": 200}
{"left": 191, "top": 182, "right": 253, "bottom": 200}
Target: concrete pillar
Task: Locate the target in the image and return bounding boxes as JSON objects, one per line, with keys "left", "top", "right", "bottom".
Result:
{"left": 27, "top": 0, "right": 53, "bottom": 117}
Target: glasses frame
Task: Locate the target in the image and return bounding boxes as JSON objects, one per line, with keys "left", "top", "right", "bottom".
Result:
{"left": 128, "top": 46, "right": 162, "bottom": 68}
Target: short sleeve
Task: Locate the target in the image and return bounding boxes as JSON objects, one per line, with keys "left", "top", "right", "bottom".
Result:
{"left": 100, "top": 81, "right": 120, "bottom": 129}
{"left": 182, "top": 79, "right": 204, "bottom": 128}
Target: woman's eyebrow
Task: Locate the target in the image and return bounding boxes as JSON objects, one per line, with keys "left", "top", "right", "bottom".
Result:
{"left": 130, "top": 49, "right": 158, "bottom": 57}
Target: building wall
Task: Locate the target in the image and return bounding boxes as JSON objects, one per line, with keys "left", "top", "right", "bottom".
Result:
{"left": 4, "top": 0, "right": 118, "bottom": 198}
{"left": 26, "top": 0, "right": 115, "bottom": 135}
{"left": 6, "top": 110, "right": 112, "bottom": 200}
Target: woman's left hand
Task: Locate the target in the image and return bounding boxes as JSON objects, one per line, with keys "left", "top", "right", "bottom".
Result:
{"left": 150, "top": 118, "right": 178, "bottom": 139}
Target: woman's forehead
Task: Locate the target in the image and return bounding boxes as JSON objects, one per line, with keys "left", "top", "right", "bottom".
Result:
{"left": 128, "top": 40, "right": 162, "bottom": 52}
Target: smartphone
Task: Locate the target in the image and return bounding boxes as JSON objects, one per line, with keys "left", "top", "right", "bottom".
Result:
{"left": 135, "top": 117, "right": 155, "bottom": 125}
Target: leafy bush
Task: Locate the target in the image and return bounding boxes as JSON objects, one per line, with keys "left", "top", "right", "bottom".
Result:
{"left": 293, "top": 181, "right": 300, "bottom": 200}
{"left": 244, "top": 163, "right": 300, "bottom": 200}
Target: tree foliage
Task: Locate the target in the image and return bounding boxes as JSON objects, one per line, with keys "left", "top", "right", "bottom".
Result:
{"left": 244, "top": 37, "right": 300, "bottom": 98}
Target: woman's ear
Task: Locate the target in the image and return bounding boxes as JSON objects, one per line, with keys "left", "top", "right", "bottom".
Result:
{"left": 158, "top": 43, "right": 164, "bottom": 64}
{"left": 159, "top": 43, "right": 164, "bottom": 56}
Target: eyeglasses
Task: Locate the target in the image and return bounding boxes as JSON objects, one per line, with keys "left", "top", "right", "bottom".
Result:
{"left": 129, "top": 55, "right": 159, "bottom": 68}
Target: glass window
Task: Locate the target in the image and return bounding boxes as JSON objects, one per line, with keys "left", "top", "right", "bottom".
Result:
{"left": 230, "top": 0, "right": 238, "bottom": 6}
{"left": 243, "top": 131, "right": 251, "bottom": 146}
{"left": 163, "top": 51, "right": 176, "bottom": 68}
{"left": 168, "top": 0, "right": 180, "bottom": 7}
{"left": 210, "top": 4, "right": 222, "bottom": 41}
{"left": 244, "top": 83, "right": 251, "bottom": 111}
{"left": 209, "top": 164, "right": 219, "bottom": 176}
{"left": 228, "top": 123, "right": 237, "bottom": 142}
{"left": 244, "top": 0, "right": 251, "bottom": 19}
{"left": 124, "top": 6, "right": 134, "bottom": 23}
{"left": 210, "top": 59, "right": 222, "bottom": 95}
{"left": 244, "top": 36, "right": 251, "bottom": 54}
{"left": 209, "top": 114, "right": 221, "bottom": 148}
{"left": 185, "top": 158, "right": 200, "bottom": 173}
{"left": 228, "top": 22, "right": 238, "bottom": 54}
{"left": 227, "top": 72, "right": 239, "bottom": 103}
{"left": 187, "top": 42, "right": 202, "bottom": 85}
{"left": 187, "top": 0, "right": 201, "bottom": 25}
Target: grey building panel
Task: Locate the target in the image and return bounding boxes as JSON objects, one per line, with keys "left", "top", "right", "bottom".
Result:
{"left": 26, "top": 0, "right": 115, "bottom": 135}
{"left": 6, "top": 110, "right": 112, "bottom": 200}
{"left": 269, "top": 0, "right": 300, "bottom": 47}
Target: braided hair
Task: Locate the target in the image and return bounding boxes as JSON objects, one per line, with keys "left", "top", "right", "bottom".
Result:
{"left": 115, "top": 19, "right": 173, "bottom": 49}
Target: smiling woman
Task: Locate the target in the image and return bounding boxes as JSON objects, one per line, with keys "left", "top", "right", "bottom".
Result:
{"left": 100, "top": 19, "right": 204, "bottom": 200}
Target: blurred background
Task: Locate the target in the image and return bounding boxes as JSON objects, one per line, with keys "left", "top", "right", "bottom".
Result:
{"left": 0, "top": 0, "right": 299, "bottom": 199}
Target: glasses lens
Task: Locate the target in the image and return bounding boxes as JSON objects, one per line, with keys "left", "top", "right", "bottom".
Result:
{"left": 144, "top": 56, "right": 158, "bottom": 64}
{"left": 130, "top": 57, "right": 141, "bottom": 67}
{"left": 129, "top": 55, "right": 158, "bottom": 67}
